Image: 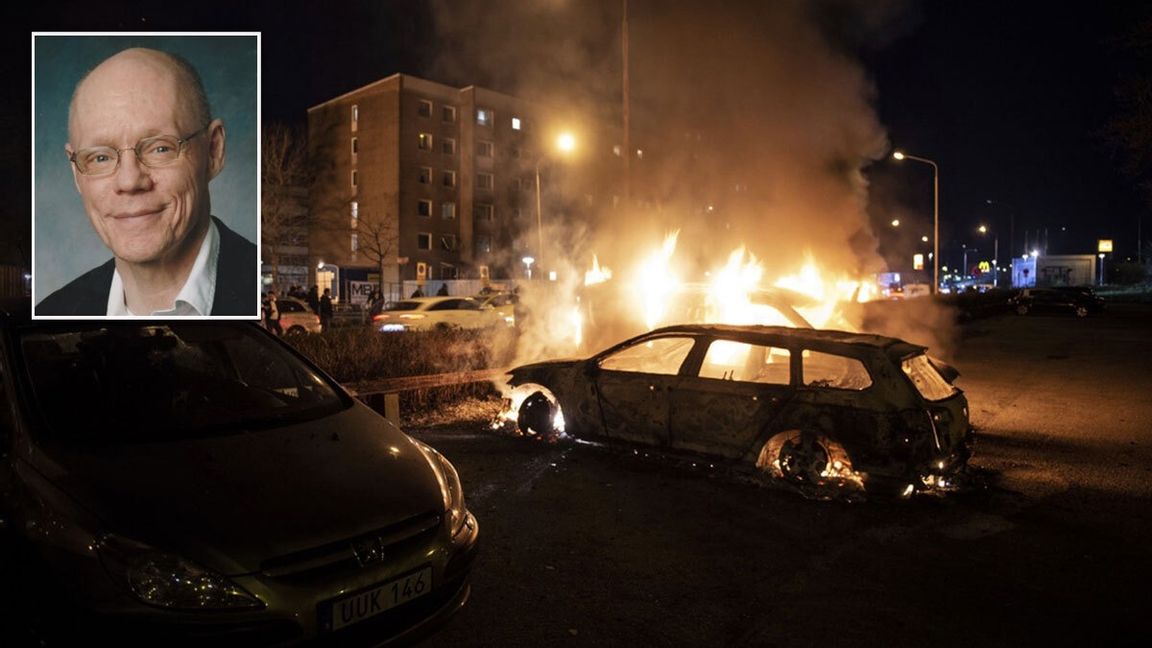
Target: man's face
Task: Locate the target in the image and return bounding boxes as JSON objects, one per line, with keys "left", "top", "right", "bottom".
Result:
{"left": 66, "top": 52, "right": 224, "bottom": 267}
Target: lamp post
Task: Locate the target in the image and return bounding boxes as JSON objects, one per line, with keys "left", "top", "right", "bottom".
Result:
{"left": 534, "top": 132, "right": 578, "bottom": 273}
{"left": 893, "top": 150, "right": 940, "bottom": 293}
{"left": 977, "top": 224, "right": 1000, "bottom": 288}
{"left": 317, "top": 261, "right": 340, "bottom": 301}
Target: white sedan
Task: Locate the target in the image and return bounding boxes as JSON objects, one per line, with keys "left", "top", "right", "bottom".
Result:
{"left": 371, "top": 296, "right": 504, "bottom": 332}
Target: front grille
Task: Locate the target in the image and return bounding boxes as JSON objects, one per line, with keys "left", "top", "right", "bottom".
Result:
{"left": 260, "top": 511, "right": 441, "bottom": 579}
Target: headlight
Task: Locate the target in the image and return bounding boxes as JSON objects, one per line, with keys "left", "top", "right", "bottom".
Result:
{"left": 97, "top": 534, "right": 263, "bottom": 610}
{"left": 414, "top": 441, "right": 467, "bottom": 536}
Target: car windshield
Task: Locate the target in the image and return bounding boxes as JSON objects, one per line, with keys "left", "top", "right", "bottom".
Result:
{"left": 901, "top": 353, "right": 956, "bottom": 401}
{"left": 385, "top": 301, "right": 423, "bottom": 311}
{"left": 16, "top": 323, "right": 348, "bottom": 444}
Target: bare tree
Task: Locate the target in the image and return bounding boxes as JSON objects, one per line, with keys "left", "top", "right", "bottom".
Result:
{"left": 355, "top": 196, "right": 401, "bottom": 296}
{"left": 262, "top": 123, "right": 311, "bottom": 289}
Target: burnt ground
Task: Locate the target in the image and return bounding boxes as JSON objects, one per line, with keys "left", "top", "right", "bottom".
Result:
{"left": 407, "top": 303, "right": 1152, "bottom": 647}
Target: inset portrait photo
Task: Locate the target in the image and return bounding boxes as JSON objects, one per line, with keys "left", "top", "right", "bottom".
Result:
{"left": 33, "top": 33, "right": 260, "bottom": 318}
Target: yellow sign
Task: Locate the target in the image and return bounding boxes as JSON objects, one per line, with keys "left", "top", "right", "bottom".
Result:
{"left": 1098, "top": 239, "right": 1113, "bottom": 253}
{"left": 913, "top": 254, "right": 924, "bottom": 270}
{"left": 978, "top": 261, "right": 991, "bottom": 273}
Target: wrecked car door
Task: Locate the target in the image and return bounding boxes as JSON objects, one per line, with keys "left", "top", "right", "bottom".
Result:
{"left": 593, "top": 335, "right": 698, "bottom": 446}
{"left": 669, "top": 338, "right": 794, "bottom": 458}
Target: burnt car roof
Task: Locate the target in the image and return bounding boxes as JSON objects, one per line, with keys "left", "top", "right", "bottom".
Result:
{"left": 639, "top": 323, "right": 926, "bottom": 357}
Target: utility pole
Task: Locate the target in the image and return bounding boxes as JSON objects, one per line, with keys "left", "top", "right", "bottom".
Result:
{"left": 622, "top": 0, "right": 631, "bottom": 207}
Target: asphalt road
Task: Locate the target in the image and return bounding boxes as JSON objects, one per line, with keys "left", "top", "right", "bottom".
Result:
{"left": 409, "top": 302, "right": 1152, "bottom": 647}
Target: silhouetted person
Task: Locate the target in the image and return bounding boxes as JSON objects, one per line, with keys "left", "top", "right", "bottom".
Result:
{"left": 319, "top": 288, "right": 334, "bottom": 333}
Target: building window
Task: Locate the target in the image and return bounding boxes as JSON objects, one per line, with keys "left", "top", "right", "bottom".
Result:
{"left": 442, "top": 138, "right": 457, "bottom": 155}
{"left": 351, "top": 137, "right": 359, "bottom": 155}
{"left": 440, "top": 234, "right": 457, "bottom": 251}
{"left": 351, "top": 104, "right": 358, "bottom": 130}
{"left": 418, "top": 167, "right": 432, "bottom": 184}
{"left": 440, "top": 263, "right": 458, "bottom": 279}
{"left": 476, "top": 108, "right": 493, "bottom": 127}
{"left": 351, "top": 233, "right": 359, "bottom": 252}
{"left": 418, "top": 199, "right": 432, "bottom": 217}
{"left": 510, "top": 147, "right": 521, "bottom": 159}
{"left": 350, "top": 201, "right": 359, "bottom": 219}
{"left": 418, "top": 132, "right": 433, "bottom": 150}
{"left": 477, "top": 173, "right": 494, "bottom": 190}
{"left": 351, "top": 170, "right": 358, "bottom": 187}
{"left": 613, "top": 144, "right": 622, "bottom": 156}
{"left": 636, "top": 149, "right": 644, "bottom": 159}
{"left": 417, "top": 232, "right": 432, "bottom": 250}
{"left": 475, "top": 203, "right": 494, "bottom": 221}
{"left": 350, "top": 201, "right": 359, "bottom": 229}
{"left": 442, "top": 105, "right": 457, "bottom": 122}
{"left": 418, "top": 99, "right": 432, "bottom": 117}
{"left": 476, "top": 234, "right": 492, "bottom": 254}
{"left": 477, "top": 140, "right": 494, "bottom": 157}
{"left": 511, "top": 117, "right": 521, "bottom": 130}
{"left": 441, "top": 202, "right": 456, "bottom": 220}
{"left": 442, "top": 170, "right": 457, "bottom": 188}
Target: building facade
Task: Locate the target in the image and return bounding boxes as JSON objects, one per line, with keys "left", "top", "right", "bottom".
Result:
{"left": 308, "top": 74, "right": 595, "bottom": 299}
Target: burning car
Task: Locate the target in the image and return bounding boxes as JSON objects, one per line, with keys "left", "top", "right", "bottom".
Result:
{"left": 0, "top": 298, "right": 478, "bottom": 643}
{"left": 502, "top": 324, "right": 972, "bottom": 497}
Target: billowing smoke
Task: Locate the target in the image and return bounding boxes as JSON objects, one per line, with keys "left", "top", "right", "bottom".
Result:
{"left": 430, "top": 0, "right": 952, "bottom": 362}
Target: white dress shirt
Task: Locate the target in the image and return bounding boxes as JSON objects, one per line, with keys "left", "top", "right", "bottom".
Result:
{"left": 106, "top": 218, "right": 220, "bottom": 317}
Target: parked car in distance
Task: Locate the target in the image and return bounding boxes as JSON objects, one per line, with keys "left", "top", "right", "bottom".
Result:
{"left": 0, "top": 298, "right": 478, "bottom": 643}
{"left": 474, "top": 291, "right": 518, "bottom": 327}
{"left": 372, "top": 296, "right": 504, "bottom": 332}
{"left": 503, "top": 324, "right": 972, "bottom": 497}
{"left": 1010, "top": 287, "right": 1104, "bottom": 317}
{"left": 277, "top": 296, "right": 322, "bottom": 335}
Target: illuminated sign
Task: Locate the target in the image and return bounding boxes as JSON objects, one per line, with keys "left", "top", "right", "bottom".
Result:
{"left": 913, "top": 254, "right": 924, "bottom": 270}
{"left": 1098, "top": 239, "right": 1113, "bottom": 253}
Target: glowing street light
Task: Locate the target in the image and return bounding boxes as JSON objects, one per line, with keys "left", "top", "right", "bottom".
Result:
{"left": 891, "top": 219, "right": 900, "bottom": 227}
{"left": 977, "top": 224, "right": 1000, "bottom": 287}
{"left": 892, "top": 149, "right": 940, "bottom": 294}
{"left": 522, "top": 256, "right": 535, "bottom": 280}
{"left": 535, "top": 131, "right": 578, "bottom": 272}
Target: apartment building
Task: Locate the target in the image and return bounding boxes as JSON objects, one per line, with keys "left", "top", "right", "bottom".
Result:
{"left": 308, "top": 74, "right": 588, "bottom": 297}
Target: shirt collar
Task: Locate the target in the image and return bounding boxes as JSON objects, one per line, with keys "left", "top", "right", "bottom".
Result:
{"left": 107, "top": 218, "right": 220, "bottom": 317}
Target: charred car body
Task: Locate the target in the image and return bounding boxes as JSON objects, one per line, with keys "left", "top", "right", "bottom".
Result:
{"left": 505, "top": 324, "right": 972, "bottom": 496}
{"left": 0, "top": 299, "right": 477, "bottom": 643}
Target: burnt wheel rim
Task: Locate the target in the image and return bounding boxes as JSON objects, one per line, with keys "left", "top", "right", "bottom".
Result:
{"left": 779, "top": 435, "right": 830, "bottom": 484}
{"left": 517, "top": 392, "right": 555, "bottom": 437}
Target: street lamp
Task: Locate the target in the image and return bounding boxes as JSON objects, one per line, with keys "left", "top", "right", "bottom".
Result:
{"left": 977, "top": 224, "right": 1000, "bottom": 288}
{"left": 522, "top": 256, "right": 535, "bottom": 280}
{"left": 317, "top": 261, "right": 340, "bottom": 300}
{"left": 535, "top": 131, "right": 577, "bottom": 272}
{"left": 892, "top": 150, "right": 940, "bottom": 293}
{"left": 985, "top": 199, "right": 1016, "bottom": 258}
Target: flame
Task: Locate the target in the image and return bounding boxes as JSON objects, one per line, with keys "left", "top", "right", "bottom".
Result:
{"left": 635, "top": 230, "right": 681, "bottom": 330}
{"left": 567, "top": 233, "right": 882, "bottom": 352}
{"left": 584, "top": 255, "right": 612, "bottom": 286}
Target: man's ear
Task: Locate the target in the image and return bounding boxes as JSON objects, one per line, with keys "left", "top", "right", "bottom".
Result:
{"left": 65, "top": 144, "right": 82, "bottom": 193}
{"left": 206, "top": 118, "right": 226, "bottom": 180}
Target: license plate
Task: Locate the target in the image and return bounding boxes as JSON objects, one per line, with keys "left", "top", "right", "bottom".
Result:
{"left": 326, "top": 566, "right": 434, "bottom": 632}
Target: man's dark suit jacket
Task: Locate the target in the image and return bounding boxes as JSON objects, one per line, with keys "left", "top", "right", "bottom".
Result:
{"left": 36, "top": 216, "right": 258, "bottom": 316}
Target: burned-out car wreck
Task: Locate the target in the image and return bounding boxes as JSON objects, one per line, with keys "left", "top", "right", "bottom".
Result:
{"left": 503, "top": 324, "right": 973, "bottom": 497}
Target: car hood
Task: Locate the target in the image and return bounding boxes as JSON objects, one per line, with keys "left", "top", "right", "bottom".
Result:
{"left": 31, "top": 403, "right": 445, "bottom": 575}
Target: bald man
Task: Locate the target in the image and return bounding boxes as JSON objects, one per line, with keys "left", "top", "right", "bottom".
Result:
{"left": 37, "top": 47, "right": 257, "bottom": 317}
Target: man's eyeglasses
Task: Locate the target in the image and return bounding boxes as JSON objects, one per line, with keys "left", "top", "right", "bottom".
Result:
{"left": 68, "top": 126, "right": 207, "bottom": 176}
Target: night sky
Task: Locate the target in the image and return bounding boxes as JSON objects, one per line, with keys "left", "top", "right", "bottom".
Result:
{"left": 4, "top": 1, "right": 1148, "bottom": 273}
